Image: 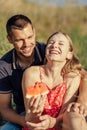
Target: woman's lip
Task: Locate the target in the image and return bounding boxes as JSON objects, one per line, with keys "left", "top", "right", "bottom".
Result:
{"left": 50, "top": 50, "right": 61, "bottom": 54}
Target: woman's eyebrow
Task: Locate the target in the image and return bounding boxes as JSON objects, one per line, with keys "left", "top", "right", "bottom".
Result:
{"left": 59, "top": 40, "right": 64, "bottom": 42}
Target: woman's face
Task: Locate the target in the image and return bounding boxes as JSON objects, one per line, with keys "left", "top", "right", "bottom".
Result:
{"left": 46, "top": 33, "right": 72, "bottom": 62}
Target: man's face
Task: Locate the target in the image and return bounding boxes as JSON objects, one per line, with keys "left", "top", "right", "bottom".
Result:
{"left": 8, "top": 23, "right": 36, "bottom": 57}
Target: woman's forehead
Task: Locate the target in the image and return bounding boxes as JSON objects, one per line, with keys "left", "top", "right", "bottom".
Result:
{"left": 50, "top": 33, "right": 68, "bottom": 41}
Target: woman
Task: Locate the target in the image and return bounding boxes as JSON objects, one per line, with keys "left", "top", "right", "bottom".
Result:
{"left": 22, "top": 31, "right": 82, "bottom": 130}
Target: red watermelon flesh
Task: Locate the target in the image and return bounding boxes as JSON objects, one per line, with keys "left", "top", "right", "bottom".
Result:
{"left": 26, "top": 82, "right": 49, "bottom": 98}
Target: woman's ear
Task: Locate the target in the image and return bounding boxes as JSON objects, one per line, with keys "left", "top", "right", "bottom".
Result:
{"left": 66, "top": 51, "right": 73, "bottom": 60}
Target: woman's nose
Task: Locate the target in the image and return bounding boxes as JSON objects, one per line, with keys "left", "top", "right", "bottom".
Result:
{"left": 52, "top": 42, "right": 58, "bottom": 48}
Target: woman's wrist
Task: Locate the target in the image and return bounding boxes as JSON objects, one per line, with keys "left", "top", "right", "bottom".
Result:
{"left": 53, "top": 115, "right": 63, "bottom": 129}
{"left": 49, "top": 117, "right": 56, "bottom": 128}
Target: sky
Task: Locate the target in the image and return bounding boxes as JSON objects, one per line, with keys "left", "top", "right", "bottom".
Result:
{"left": 28, "top": 0, "right": 87, "bottom": 6}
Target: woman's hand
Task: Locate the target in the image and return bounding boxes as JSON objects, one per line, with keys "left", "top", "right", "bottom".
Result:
{"left": 25, "top": 95, "right": 46, "bottom": 122}
{"left": 67, "top": 102, "right": 87, "bottom": 117}
{"left": 26, "top": 115, "right": 56, "bottom": 130}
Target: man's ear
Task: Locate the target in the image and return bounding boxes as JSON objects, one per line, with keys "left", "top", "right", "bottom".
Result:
{"left": 7, "top": 35, "right": 13, "bottom": 44}
{"left": 66, "top": 51, "right": 73, "bottom": 60}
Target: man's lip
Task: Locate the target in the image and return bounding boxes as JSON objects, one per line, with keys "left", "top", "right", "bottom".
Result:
{"left": 22, "top": 47, "right": 31, "bottom": 53}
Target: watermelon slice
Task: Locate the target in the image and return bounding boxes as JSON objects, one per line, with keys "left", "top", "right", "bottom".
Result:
{"left": 26, "top": 82, "right": 49, "bottom": 98}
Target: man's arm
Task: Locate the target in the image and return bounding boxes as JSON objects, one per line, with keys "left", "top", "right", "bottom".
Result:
{"left": 0, "top": 93, "right": 26, "bottom": 127}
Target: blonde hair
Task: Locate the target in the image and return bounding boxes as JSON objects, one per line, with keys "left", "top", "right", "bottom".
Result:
{"left": 46, "top": 31, "right": 82, "bottom": 75}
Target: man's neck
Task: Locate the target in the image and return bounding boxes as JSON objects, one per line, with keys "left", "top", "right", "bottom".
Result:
{"left": 17, "top": 52, "right": 34, "bottom": 68}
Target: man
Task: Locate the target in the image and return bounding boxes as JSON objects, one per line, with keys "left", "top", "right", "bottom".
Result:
{"left": 0, "top": 14, "right": 46, "bottom": 130}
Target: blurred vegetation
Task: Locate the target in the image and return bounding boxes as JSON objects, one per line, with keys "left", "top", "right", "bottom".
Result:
{"left": 0, "top": 0, "right": 87, "bottom": 69}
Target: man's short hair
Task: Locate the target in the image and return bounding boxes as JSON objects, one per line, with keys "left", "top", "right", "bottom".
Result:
{"left": 6, "top": 14, "right": 33, "bottom": 36}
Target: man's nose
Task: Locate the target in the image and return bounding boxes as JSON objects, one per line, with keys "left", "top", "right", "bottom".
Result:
{"left": 23, "top": 39, "right": 29, "bottom": 46}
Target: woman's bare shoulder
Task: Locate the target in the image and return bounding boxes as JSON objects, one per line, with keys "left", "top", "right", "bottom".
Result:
{"left": 81, "top": 69, "right": 87, "bottom": 79}
{"left": 65, "top": 71, "right": 81, "bottom": 79}
{"left": 65, "top": 71, "right": 81, "bottom": 89}
{"left": 80, "top": 69, "right": 87, "bottom": 88}
{"left": 22, "top": 66, "right": 42, "bottom": 87}
{"left": 24, "top": 66, "right": 40, "bottom": 76}
{"left": 23, "top": 66, "right": 40, "bottom": 81}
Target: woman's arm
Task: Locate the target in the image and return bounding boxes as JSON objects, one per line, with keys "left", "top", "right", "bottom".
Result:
{"left": 59, "top": 73, "right": 81, "bottom": 114}
{"left": 22, "top": 66, "right": 46, "bottom": 124}
{"left": 65, "top": 70, "right": 87, "bottom": 115}
{"left": 78, "top": 71, "right": 87, "bottom": 108}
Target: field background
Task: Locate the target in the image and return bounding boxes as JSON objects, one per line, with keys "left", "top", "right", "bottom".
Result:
{"left": 0, "top": 0, "right": 87, "bottom": 69}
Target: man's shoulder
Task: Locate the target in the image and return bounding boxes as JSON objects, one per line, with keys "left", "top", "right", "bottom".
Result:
{"left": 36, "top": 42, "right": 46, "bottom": 49}
{"left": 0, "top": 49, "right": 14, "bottom": 61}
{"left": 36, "top": 42, "right": 46, "bottom": 59}
{"left": 0, "top": 49, "right": 14, "bottom": 67}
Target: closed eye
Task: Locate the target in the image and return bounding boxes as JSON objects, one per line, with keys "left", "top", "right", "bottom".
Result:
{"left": 14, "top": 39, "right": 23, "bottom": 42}
{"left": 59, "top": 42, "right": 64, "bottom": 45}
{"left": 48, "top": 40, "right": 55, "bottom": 45}
{"left": 59, "top": 43, "right": 64, "bottom": 45}
{"left": 28, "top": 34, "right": 34, "bottom": 39}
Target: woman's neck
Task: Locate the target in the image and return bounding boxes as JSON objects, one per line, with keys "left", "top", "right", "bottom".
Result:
{"left": 43, "top": 62, "right": 64, "bottom": 88}
{"left": 45, "top": 60, "right": 66, "bottom": 76}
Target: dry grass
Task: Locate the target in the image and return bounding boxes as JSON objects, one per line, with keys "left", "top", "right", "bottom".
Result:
{"left": 0, "top": 0, "right": 87, "bottom": 69}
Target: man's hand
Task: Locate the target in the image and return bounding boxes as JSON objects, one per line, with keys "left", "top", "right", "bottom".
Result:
{"left": 67, "top": 102, "right": 87, "bottom": 117}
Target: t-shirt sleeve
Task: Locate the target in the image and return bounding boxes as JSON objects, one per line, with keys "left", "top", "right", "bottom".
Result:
{"left": 0, "top": 62, "right": 12, "bottom": 93}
